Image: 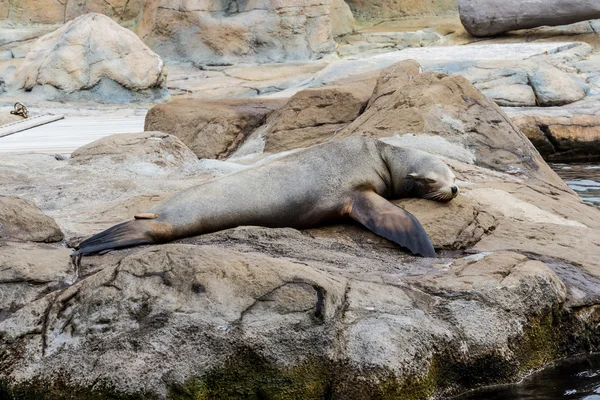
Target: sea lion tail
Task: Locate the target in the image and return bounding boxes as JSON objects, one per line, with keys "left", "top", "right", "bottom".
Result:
{"left": 73, "top": 220, "right": 155, "bottom": 256}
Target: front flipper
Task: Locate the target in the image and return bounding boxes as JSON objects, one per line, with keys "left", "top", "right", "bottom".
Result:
{"left": 348, "top": 190, "right": 436, "bottom": 257}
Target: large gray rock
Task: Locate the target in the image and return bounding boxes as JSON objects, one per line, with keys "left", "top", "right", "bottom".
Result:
{"left": 0, "top": 241, "right": 577, "bottom": 399}
{"left": 144, "top": 0, "right": 337, "bottom": 65}
{"left": 459, "top": 0, "right": 600, "bottom": 37}
{"left": 9, "top": 13, "right": 168, "bottom": 102}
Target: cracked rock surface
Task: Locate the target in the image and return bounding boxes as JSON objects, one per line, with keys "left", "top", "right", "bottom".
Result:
{"left": 1, "top": 62, "right": 600, "bottom": 399}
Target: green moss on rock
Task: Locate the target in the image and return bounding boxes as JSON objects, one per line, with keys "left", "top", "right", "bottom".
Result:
{"left": 170, "top": 350, "right": 331, "bottom": 400}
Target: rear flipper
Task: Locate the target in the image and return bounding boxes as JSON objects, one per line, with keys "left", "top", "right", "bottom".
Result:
{"left": 348, "top": 190, "right": 436, "bottom": 258}
{"left": 73, "top": 220, "right": 155, "bottom": 256}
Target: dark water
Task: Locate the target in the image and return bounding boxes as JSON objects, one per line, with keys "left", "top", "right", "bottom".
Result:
{"left": 455, "top": 353, "right": 600, "bottom": 400}
{"left": 550, "top": 163, "right": 600, "bottom": 207}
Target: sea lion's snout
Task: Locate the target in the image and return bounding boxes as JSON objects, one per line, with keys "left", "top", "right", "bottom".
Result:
{"left": 425, "top": 183, "right": 458, "bottom": 202}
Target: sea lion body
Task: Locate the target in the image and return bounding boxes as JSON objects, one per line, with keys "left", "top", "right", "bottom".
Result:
{"left": 75, "top": 137, "right": 458, "bottom": 257}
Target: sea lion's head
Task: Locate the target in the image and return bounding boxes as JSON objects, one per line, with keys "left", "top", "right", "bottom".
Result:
{"left": 407, "top": 156, "right": 458, "bottom": 202}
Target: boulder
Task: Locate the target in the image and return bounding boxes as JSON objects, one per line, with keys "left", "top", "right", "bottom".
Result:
{"left": 330, "top": 0, "right": 356, "bottom": 37}
{"left": 340, "top": 62, "right": 564, "bottom": 185}
{"left": 261, "top": 60, "right": 562, "bottom": 186}
{"left": 145, "top": 0, "right": 337, "bottom": 65}
{"left": 261, "top": 81, "right": 374, "bottom": 153}
{"left": 70, "top": 132, "right": 199, "bottom": 172}
{"left": 0, "top": 196, "right": 63, "bottom": 243}
{"left": 145, "top": 98, "right": 286, "bottom": 159}
{"left": 0, "top": 242, "right": 577, "bottom": 399}
{"left": 450, "top": 61, "right": 588, "bottom": 107}
{"left": 10, "top": 13, "right": 168, "bottom": 102}
{"left": 529, "top": 64, "right": 588, "bottom": 106}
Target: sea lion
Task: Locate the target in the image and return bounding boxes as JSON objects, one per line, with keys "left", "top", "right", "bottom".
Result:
{"left": 74, "top": 137, "right": 458, "bottom": 258}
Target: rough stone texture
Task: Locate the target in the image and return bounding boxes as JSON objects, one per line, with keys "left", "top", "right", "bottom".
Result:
{"left": 304, "top": 42, "right": 593, "bottom": 108}
{"left": 0, "top": 240, "right": 577, "bottom": 399}
{"left": 337, "top": 29, "right": 443, "bottom": 58}
{"left": 331, "top": 0, "right": 356, "bottom": 37}
{"left": 0, "top": 196, "right": 63, "bottom": 243}
{"left": 459, "top": 0, "right": 600, "bottom": 37}
{"left": 261, "top": 81, "right": 374, "bottom": 153}
{"left": 145, "top": 98, "right": 286, "bottom": 159}
{"left": 444, "top": 60, "right": 589, "bottom": 107}
{"left": 346, "top": 0, "right": 458, "bottom": 22}
{"left": 144, "top": 0, "right": 337, "bottom": 65}
{"left": 9, "top": 13, "right": 168, "bottom": 102}
{"left": 70, "top": 131, "right": 200, "bottom": 170}
{"left": 0, "top": 0, "right": 146, "bottom": 26}
{"left": 529, "top": 64, "right": 588, "bottom": 106}
{"left": 1, "top": 104, "right": 600, "bottom": 398}
{"left": 512, "top": 114, "right": 600, "bottom": 161}
{"left": 0, "top": 242, "right": 72, "bottom": 319}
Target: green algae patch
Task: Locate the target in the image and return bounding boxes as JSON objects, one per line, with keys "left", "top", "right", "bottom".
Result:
{"left": 430, "top": 308, "right": 570, "bottom": 398}
{"left": 515, "top": 311, "right": 563, "bottom": 373}
{"left": 170, "top": 350, "right": 332, "bottom": 400}
{"left": 169, "top": 348, "right": 442, "bottom": 400}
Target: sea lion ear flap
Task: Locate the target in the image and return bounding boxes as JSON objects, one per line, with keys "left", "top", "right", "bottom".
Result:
{"left": 348, "top": 191, "right": 436, "bottom": 258}
{"left": 407, "top": 172, "right": 421, "bottom": 179}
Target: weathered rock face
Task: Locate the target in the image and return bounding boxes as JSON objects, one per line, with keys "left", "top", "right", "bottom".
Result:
{"left": 346, "top": 0, "right": 458, "bottom": 22}
{"left": 144, "top": 0, "right": 337, "bottom": 65}
{"left": 308, "top": 42, "right": 593, "bottom": 108}
{"left": 0, "top": 196, "right": 63, "bottom": 243}
{"left": 261, "top": 81, "right": 374, "bottom": 153}
{"left": 513, "top": 114, "right": 600, "bottom": 161}
{"left": 9, "top": 13, "right": 168, "bottom": 102}
{"left": 70, "top": 131, "right": 200, "bottom": 171}
{"left": 331, "top": 0, "right": 356, "bottom": 37}
{"left": 0, "top": 0, "right": 146, "bottom": 26}
{"left": 0, "top": 239, "right": 579, "bottom": 399}
{"left": 0, "top": 242, "right": 72, "bottom": 320}
{"left": 449, "top": 60, "right": 588, "bottom": 107}
{"left": 336, "top": 29, "right": 443, "bottom": 58}
{"left": 145, "top": 98, "right": 286, "bottom": 159}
